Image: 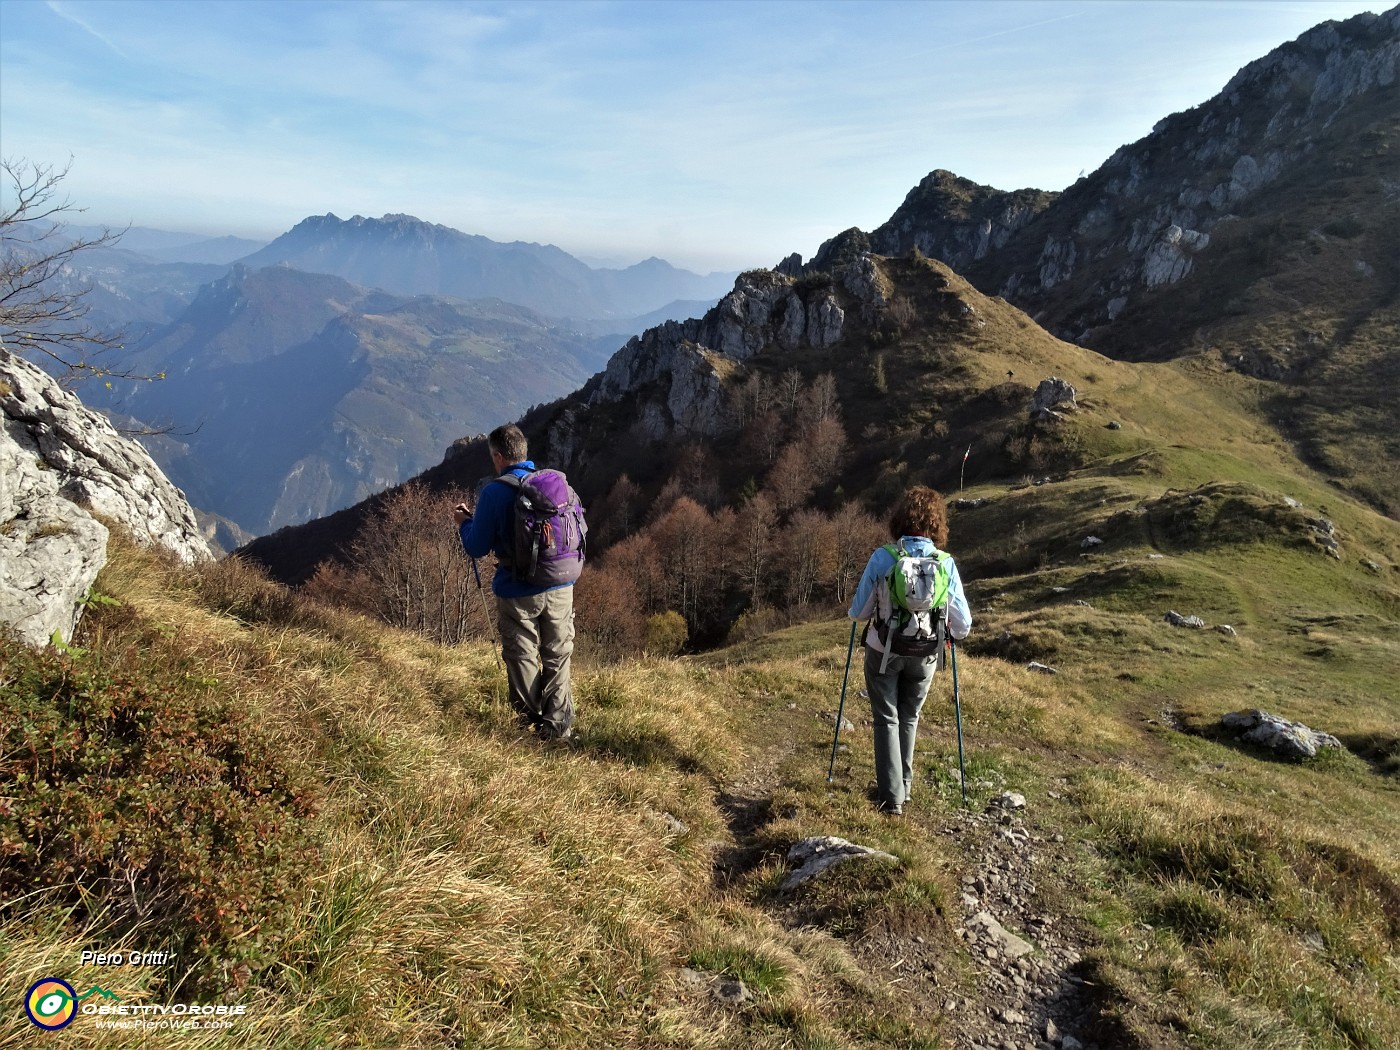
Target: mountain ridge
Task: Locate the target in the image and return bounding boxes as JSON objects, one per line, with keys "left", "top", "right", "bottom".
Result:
{"left": 235, "top": 212, "right": 740, "bottom": 320}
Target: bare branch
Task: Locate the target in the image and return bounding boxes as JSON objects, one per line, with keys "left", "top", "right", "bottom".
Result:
{"left": 0, "top": 157, "right": 157, "bottom": 386}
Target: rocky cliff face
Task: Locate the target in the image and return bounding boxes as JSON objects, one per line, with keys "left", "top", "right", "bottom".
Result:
{"left": 868, "top": 171, "right": 1058, "bottom": 273}
{"left": 1, "top": 350, "right": 211, "bottom": 646}
{"left": 547, "top": 258, "right": 885, "bottom": 465}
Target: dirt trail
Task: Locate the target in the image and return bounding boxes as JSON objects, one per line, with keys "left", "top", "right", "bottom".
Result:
{"left": 711, "top": 737, "right": 1151, "bottom": 1050}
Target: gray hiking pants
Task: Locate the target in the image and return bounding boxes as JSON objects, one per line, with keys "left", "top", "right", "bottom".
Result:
{"left": 497, "top": 586, "right": 576, "bottom": 738}
{"left": 864, "top": 646, "right": 938, "bottom": 808}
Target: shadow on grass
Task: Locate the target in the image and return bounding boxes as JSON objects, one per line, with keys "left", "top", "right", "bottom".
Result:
{"left": 1335, "top": 732, "right": 1400, "bottom": 779}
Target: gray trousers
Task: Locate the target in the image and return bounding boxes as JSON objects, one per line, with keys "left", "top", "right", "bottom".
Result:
{"left": 497, "top": 587, "right": 575, "bottom": 738}
{"left": 864, "top": 646, "right": 937, "bottom": 807}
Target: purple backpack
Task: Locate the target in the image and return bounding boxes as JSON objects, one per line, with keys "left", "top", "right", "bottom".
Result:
{"left": 496, "top": 469, "right": 587, "bottom": 587}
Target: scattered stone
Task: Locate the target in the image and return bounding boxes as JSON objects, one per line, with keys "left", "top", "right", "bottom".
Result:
{"left": 1105, "top": 420, "right": 1122, "bottom": 430}
{"left": 1050, "top": 585, "right": 1071, "bottom": 594}
{"left": 820, "top": 711, "right": 855, "bottom": 731}
{"left": 1148, "top": 553, "right": 1165, "bottom": 559}
{"left": 781, "top": 835, "right": 898, "bottom": 892}
{"left": 1362, "top": 559, "right": 1381, "bottom": 574}
{"left": 1027, "top": 662, "right": 1058, "bottom": 675}
{"left": 1220, "top": 709, "right": 1343, "bottom": 759}
{"left": 1080, "top": 536, "right": 1104, "bottom": 548}
{"left": 1283, "top": 496, "right": 1302, "bottom": 508}
{"left": 677, "top": 967, "right": 709, "bottom": 995}
{"left": 786, "top": 702, "right": 797, "bottom": 710}
{"left": 713, "top": 977, "right": 750, "bottom": 1006}
{"left": 989, "top": 792, "right": 1027, "bottom": 811}
{"left": 970, "top": 910, "right": 1036, "bottom": 960}
{"left": 1074, "top": 599, "right": 1093, "bottom": 607}
{"left": 1164, "top": 610, "right": 1206, "bottom": 628}
{"left": 954, "top": 497, "right": 991, "bottom": 509}
{"left": 1061, "top": 1037, "right": 1085, "bottom": 1050}
{"left": 662, "top": 812, "right": 690, "bottom": 836}
{"left": 1215, "top": 624, "right": 1238, "bottom": 637}
{"left": 678, "top": 966, "right": 751, "bottom": 1006}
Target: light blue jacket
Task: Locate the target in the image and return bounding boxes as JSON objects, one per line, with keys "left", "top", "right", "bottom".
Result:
{"left": 848, "top": 536, "right": 972, "bottom": 650}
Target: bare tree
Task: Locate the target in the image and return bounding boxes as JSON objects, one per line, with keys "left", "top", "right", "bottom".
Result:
{"left": 574, "top": 564, "right": 645, "bottom": 658}
{"left": 0, "top": 158, "right": 148, "bottom": 384}
{"left": 650, "top": 497, "right": 724, "bottom": 633}
{"left": 732, "top": 491, "right": 777, "bottom": 609}
{"left": 779, "top": 367, "right": 803, "bottom": 414}
{"left": 767, "top": 440, "right": 815, "bottom": 512}
{"left": 340, "top": 483, "right": 487, "bottom": 645}
{"left": 799, "top": 372, "right": 841, "bottom": 423}
{"left": 594, "top": 472, "right": 642, "bottom": 544}
{"left": 785, "top": 507, "right": 831, "bottom": 606}
{"left": 805, "top": 415, "right": 849, "bottom": 485}
{"left": 831, "top": 501, "right": 887, "bottom": 605}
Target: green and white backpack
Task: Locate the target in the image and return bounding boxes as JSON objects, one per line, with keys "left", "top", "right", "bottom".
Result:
{"left": 872, "top": 542, "right": 952, "bottom": 672}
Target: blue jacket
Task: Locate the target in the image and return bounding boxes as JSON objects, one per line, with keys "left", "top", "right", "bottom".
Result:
{"left": 848, "top": 536, "right": 972, "bottom": 648}
{"left": 458, "top": 460, "right": 572, "bottom": 598}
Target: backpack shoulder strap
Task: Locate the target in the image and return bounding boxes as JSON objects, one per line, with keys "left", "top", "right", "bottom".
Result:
{"left": 493, "top": 469, "right": 534, "bottom": 491}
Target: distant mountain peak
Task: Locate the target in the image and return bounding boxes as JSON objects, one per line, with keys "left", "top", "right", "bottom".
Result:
{"left": 237, "top": 213, "right": 739, "bottom": 320}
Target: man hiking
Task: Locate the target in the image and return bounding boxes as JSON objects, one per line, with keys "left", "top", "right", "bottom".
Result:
{"left": 454, "top": 424, "right": 579, "bottom": 742}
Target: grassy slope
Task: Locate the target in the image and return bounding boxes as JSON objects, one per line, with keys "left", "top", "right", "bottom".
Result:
{"left": 4, "top": 519, "right": 1395, "bottom": 1049}
{"left": 5, "top": 257, "right": 1398, "bottom": 1048}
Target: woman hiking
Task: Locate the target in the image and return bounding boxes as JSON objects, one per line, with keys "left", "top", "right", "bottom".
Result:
{"left": 848, "top": 486, "right": 972, "bottom": 815}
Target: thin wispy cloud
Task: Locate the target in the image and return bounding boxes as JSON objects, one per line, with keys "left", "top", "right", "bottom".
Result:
{"left": 43, "top": 0, "right": 126, "bottom": 57}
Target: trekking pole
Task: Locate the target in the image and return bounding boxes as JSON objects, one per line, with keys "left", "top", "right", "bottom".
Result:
{"left": 826, "top": 621, "right": 859, "bottom": 783}
{"left": 950, "top": 637, "right": 968, "bottom": 806}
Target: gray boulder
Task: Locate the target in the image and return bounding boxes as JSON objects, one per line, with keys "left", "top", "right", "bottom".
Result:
{"left": 1030, "top": 377, "right": 1077, "bottom": 421}
{"left": 1221, "top": 709, "right": 1343, "bottom": 759}
{"left": 1, "top": 350, "right": 212, "bottom": 646}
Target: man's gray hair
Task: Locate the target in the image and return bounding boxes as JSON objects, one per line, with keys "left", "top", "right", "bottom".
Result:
{"left": 488, "top": 423, "right": 528, "bottom": 463}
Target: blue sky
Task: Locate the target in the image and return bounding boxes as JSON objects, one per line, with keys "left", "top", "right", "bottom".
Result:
{"left": 0, "top": 0, "right": 1387, "bottom": 272}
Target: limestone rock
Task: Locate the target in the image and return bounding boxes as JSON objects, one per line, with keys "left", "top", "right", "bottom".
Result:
{"left": 1030, "top": 377, "right": 1077, "bottom": 421}
{"left": 1221, "top": 709, "right": 1343, "bottom": 759}
{"left": 1, "top": 349, "right": 212, "bottom": 647}
{"left": 782, "top": 835, "right": 897, "bottom": 892}
{"left": 1165, "top": 610, "right": 1207, "bottom": 628}
{"left": 969, "top": 910, "right": 1036, "bottom": 960}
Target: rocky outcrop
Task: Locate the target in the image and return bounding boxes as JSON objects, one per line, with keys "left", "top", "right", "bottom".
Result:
{"left": 579, "top": 259, "right": 884, "bottom": 447}
{"left": 869, "top": 170, "right": 1058, "bottom": 271}
{"left": 1030, "top": 377, "right": 1078, "bottom": 421}
{"left": 1, "top": 350, "right": 212, "bottom": 646}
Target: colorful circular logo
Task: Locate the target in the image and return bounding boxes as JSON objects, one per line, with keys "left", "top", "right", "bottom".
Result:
{"left": 26, "top": 978, "right": 78, "bottom": 1030}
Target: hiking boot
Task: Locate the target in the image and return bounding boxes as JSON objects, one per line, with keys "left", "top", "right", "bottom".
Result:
{"left": 877, "top": 800, "right": 903, "bottom": 817}
{"left": 539, "top": 725, "right": 577, "bottom": 745}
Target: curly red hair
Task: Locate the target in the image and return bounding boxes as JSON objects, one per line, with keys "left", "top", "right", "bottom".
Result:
{"left": 889, "top": 485, "right": 949, "bottom": 547}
